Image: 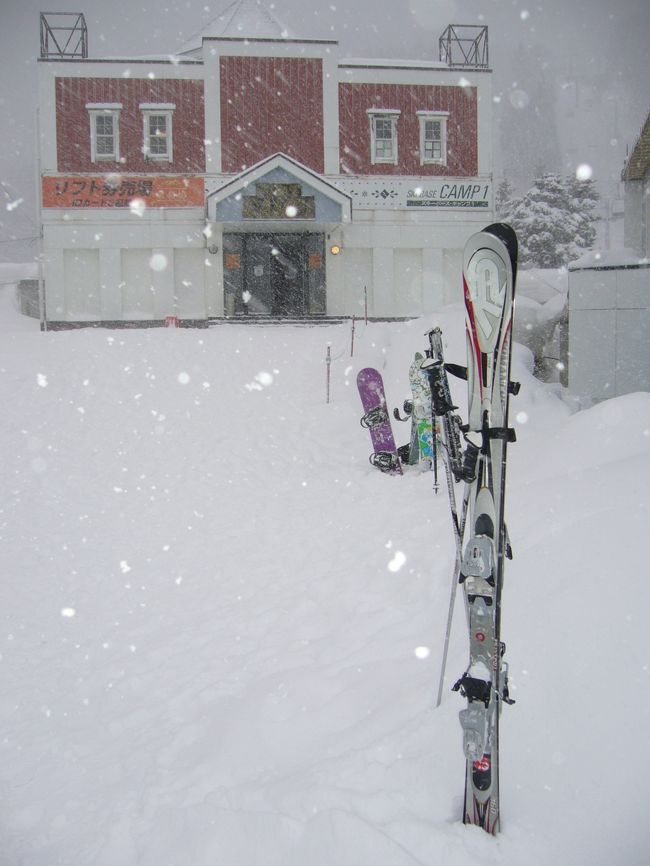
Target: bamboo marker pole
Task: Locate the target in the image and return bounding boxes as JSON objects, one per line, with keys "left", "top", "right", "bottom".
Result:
{"left": 326, "top": 344, "right": 332, "bottom": 404}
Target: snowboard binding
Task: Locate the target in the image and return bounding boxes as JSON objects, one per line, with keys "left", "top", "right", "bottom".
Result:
{"left": 360, "top": 406, "right": 389, "bottom": 429}
{"left": 369, "top": 451, "right": 401, "bottom": 473}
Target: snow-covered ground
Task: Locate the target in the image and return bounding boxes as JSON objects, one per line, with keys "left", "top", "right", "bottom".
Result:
{"left": 1, "top": 272, "right": 648, "bottom": 866}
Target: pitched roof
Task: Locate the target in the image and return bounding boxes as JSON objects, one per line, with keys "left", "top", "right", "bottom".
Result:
{"left": 179, "top": 0, "right": 292, "bottom": 55}
{"left": 207, "top": 152, "right": 352, "bottom": 219}
{"left": 622, "top": 109, "right": 650, "bottom": 181}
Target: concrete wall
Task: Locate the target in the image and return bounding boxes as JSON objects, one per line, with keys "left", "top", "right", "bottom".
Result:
{"left": 567, "top": 262, "right": 650, "bottom": 400}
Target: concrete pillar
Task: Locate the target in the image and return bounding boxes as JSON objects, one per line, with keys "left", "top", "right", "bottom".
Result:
{"left": 99, "top": 248, "right": 122, "bottom": 319}
{"left": 43, "top": 247, "right": 65, "bottom": 321}
{"left": 372, "top": 247, "right": 394, "bottom": 318}
{"left": 422, "top": 248, "right": 444, "bottom": 313}
{"left": 151, "top": 248, "right": 175, "bottom": 318}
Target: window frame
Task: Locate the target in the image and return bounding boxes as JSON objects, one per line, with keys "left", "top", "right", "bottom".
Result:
{"left": 417, "top": 110, "right": 449, "bottom": 166}
{"left": 86, "top": 103, "right": 122, "bottom": 163}
{"left": 367, "top": 109, "right": 400, "bottom": 166}
{"left": 140, "top": 103, "right": 176, "bottom": 163}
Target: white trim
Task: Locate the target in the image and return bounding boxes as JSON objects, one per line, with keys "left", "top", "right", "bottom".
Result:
{"left": 141, "top": 108, "right": 174, "bottom": 162}
{"left": 87, "top": 106, "right": 121, "bottom": 163}
{"left": 418, "top": 112, "right": 448, "bottom": 166}
{"left": 85, "top": 102, "right": 124, "bottom": 110}
{"left": 342, "top": 58, "right": 449, "bottom": 71}
{"left": 369, "top": 112, "right": 399, "bottom": 166}
{"left": 207, "top": 152, "right": 352, "bottom": 222}
{"left": 139, "top": 102, "right": 176, "bottom": 110}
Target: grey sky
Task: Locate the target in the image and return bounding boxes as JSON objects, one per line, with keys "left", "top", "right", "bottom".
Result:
{"left": 1, "top": 0, "right": 648, "bottom": 261}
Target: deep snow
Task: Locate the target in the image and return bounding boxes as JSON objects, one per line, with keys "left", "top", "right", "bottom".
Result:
{"left": 0, "top": 278, "right": 648, "bottom": 866}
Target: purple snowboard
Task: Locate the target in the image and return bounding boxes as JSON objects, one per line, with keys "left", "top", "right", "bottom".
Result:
{"left": 357, "top": 368, "right": 403, "bottom": 474}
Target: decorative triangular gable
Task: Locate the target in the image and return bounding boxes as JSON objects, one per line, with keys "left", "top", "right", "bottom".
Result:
{"left": 207, "top": 153, "right": 352, "bottom": 224}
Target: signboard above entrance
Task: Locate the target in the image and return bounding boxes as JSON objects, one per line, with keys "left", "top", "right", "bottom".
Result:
{"left": 333, "top": 177, "right": 492, "bottom": 210}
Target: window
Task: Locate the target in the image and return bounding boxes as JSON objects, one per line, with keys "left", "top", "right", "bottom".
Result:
{"left": 418, "top": 111, "right": 449, "bottom": 166}
{"left": 87, "top": 104, "right": 122, "bottom": 162}
{"left": 367, "top": 110, "right": 400, "bottom": 165}
{"left": 141, "top": 104, "right": 175, "bottom": 162}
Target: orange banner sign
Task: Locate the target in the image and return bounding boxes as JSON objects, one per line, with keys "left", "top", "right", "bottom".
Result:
{"left": 42, "top": 176, "right": 205, "bottom": 209}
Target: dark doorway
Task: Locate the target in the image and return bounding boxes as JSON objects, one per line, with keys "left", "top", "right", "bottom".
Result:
{"left": 223, "top": 232, "right": 325, "bottom": 317}
{"left": 268, "top": 235, "right": 305, "bottom": 316}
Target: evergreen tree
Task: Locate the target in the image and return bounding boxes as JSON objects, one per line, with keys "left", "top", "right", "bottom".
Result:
{"left": 495, "top": 177, "right": 517, "bottom": 219}
{"left": 565, "top": 175, "right": 599, "bottom": 250}
{"left": 508, "top": 173, "right": 599, "bottom": 268}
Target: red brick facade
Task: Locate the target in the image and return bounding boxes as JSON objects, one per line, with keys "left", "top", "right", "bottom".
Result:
{"left": 338, "top": 83, "right": 477, "bottom": 176}
{"left": 219, "top": 56, "right": 324, "bottom": 173}
{"left": 53, "top": 72, "right": 479, "bottom": 180}
{"left": 55, "top": 77, "right": 205, "bottom": 173}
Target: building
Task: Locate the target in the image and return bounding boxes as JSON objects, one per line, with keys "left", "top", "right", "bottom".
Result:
{"left": 622, "top": 108, "right": 650, "bottom": 258}
{"left": 565, "top": 108, "right": 650, "bottom": 401}
{"left": 36, "top": 4, "right": 494, "bottom": 327}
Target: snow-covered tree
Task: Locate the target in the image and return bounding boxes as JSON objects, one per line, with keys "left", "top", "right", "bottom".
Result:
{"left": 565, "top": 175, "right": 599, "bottom": 250}
{"left": 506, "top": 173, "right": 598, "bottom": 268}
{"left": 494, "top": 177, "right": 516, "bottom": 219}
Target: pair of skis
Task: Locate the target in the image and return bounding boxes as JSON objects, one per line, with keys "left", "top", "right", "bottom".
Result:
{"left": 356, "top": 223, "right": 519, "bottom": 835}
{"left": 424, "top": 224, "right": 518, "bottom": 835}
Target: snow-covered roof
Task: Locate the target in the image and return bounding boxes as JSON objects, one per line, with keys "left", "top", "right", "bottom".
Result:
{"left": 179, "top": 0, "right": 294, "bottom": 55}
{"left": 622, "top": 109, "right": 650, "bottom": 182}
{"left": 568, "top": 248, "right": 649, "bottom": 270}
{"left": 340, "top": 58, "right": 448, "bottom": 70}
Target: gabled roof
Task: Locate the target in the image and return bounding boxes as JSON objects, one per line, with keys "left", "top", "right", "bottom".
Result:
{"left": 207, "top": 152, "right": 352, "bottom": 221}
{"left": 179, "top": 0, "right": 292, "bottom": 55}
{"left": 622, "top": 109, "right": 650, "bottom": 182}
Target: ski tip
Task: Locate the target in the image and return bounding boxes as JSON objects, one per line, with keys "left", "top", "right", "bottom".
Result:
{"left": 483, "top": 223, "right": 519, "bottom": 276}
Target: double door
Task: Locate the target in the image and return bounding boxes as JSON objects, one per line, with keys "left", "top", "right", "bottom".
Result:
{"left": 224, "top": 233, "right": 325, "bottom": 316}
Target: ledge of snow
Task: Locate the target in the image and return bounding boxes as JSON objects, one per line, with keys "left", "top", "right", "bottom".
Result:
{"left": 340, "top": 57, "right": 448, "bottom": 69}
{"left": 568, "top": 248, "right": 649, "bottom": 270}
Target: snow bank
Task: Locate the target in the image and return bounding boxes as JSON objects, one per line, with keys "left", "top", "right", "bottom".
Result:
{"left": 569, "top": 248, "right": 648, "bottom": 270}
{"left": 0, "top": 304, "right": 647, "bottom": 866}
{"left": 517, "top": 267, "right": 568, "bottom": 304}
{"left": 0, "top": 261, "right": 38, "bottom": 285}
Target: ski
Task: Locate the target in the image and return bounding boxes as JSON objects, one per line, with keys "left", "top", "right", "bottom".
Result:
{"left": 453, "top": 223, "right": 519, "bottom": 835}
{"left": 420, "top": 328, "right": 477, "bottom": 709}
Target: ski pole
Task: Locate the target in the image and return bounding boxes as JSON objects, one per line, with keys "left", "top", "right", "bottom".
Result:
{"left": 435, "top": 477, "right": 470, "bottom": 707}
{"left": 432, "top": 422, "right": 439, "bottom": 494}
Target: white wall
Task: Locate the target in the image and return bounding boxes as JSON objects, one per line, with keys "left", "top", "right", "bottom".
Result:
{"left": 42, "top": 209, "right": 210, "bottom": 322}
{"left": 63, "top": 249, "right": 100, "bottom": 319}
{"left": 568, "top": 263, "right": 650, "bottom": 400}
